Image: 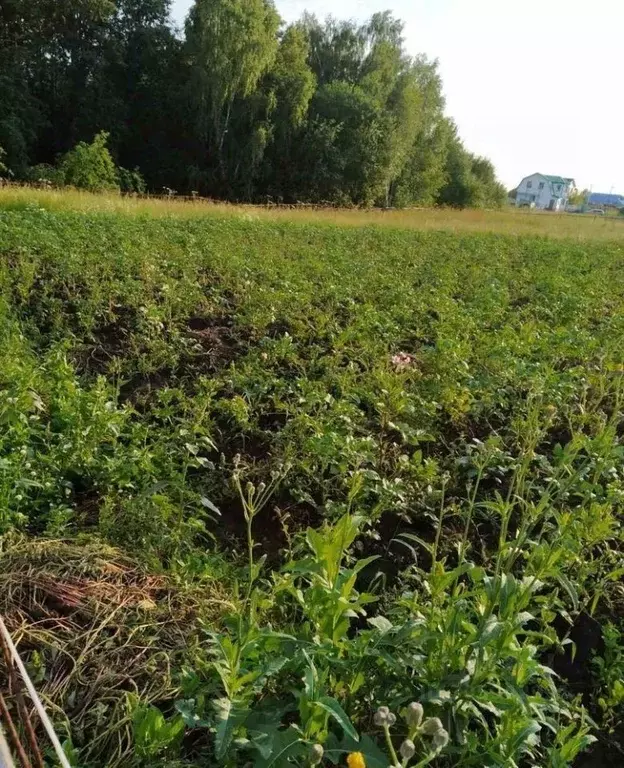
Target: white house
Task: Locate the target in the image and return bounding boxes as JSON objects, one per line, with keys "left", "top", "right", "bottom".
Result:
{"left": 515, "top": 174, "right": 575, "bottom": 210}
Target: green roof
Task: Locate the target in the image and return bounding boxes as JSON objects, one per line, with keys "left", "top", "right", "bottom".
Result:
{"left": 543, "top": 175, "right": 567, "bottom": 184}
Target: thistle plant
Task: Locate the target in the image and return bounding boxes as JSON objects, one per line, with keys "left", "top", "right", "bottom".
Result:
{"left": 373, "top": 703, "right": 449, "bottom": 767}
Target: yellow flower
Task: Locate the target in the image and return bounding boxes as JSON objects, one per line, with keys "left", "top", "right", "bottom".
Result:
{"left": 347, "top": 752, "right": 366, "bottom": 768}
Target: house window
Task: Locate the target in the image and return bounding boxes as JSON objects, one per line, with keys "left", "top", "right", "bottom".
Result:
{"left": 527, "top": 181, "right": 533, "bottom": 189}
{"left": 538, "top": 182, "right": 545, "bottom": 190}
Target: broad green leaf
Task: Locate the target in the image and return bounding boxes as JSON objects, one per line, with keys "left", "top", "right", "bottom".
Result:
{"left": 200, "top": 496, "right": 221, "bottom": 515}
{"left": 213, "top": 697, "right": 246, "bottom": 759}
{"left": 254, "top": 726, "right": 304, "bottom": 767}
{"left": 317, "top": 697, "right": 359, "bottom": 741}
{"left": 368, "top": 615, "right": 393, "bottom": 632}
{"left": 325, "top": 733, "right": 387, "bottom": 767}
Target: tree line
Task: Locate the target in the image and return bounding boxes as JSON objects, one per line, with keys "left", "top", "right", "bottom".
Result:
{"left": 0, "top": 0, "right": 507, "bottom": 207}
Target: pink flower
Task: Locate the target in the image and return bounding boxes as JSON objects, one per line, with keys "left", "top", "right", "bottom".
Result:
{"left": 391, "top": 352, "right": 415, "bottom": 371}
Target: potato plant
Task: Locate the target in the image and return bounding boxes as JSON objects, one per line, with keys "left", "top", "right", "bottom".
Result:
{"left": 0, "top": 203, "right": 623, "bottom": 766}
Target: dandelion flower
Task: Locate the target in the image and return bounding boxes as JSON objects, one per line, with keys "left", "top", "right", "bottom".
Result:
{"left": 347, "top": 752, "right": 366, "bottom": 768}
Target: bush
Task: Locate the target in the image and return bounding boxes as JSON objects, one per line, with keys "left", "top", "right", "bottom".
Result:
{"left": 26, "top": 163, "right": 64, "bottom": 186}
{"left": 118, "top": 166, "right": 146, "bottom": 195}
{"left": 59, "top": 131, "right": 120, "bottom": 192}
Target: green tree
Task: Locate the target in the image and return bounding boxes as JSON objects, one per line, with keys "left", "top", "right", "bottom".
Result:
{"left": 118, "top": 166, "right": 146, "bottom": 194}
{"left": 60, "top": 131, "right": 120, "bottom": 191}
{"left": 435, "top": 127, "right": 505, "bottom": 209}
{"left": 185, "top": 0, "right": 281, "bottom": 191}
{"left": 470, "top": 154, "right": 507, "bottom": 207}
{"left": 259, "top": 24, "right": 316, "bottom": 201}
{"left": 106, "top": 1, "right": 187, "bottom": 189}
{"left": 293, "top": 14, "right": 421, "bottom": 206}
{"left": 386, "top": 57, "right": 446, "bottom": 207}
{"left": 569, "top": 188, "right": 590, "bottom": 206}
{"left": 12, "top": 0, "right": 117, "bottom": 159}
{"left": 437, "top": 132, "right": 481, "bottom": 208}
{"left": 299, "top": 81, "right": 390, "bottom": 205}
{"left": 0, "top": 1, "right": 506, "bottom": 207}
{"left": 393, "top": 118, "right": 452, "bottom": 207}
{"left": 302, "top": 14, "right": 366, "bottom": 86}
{"left": 270, "top": 25, "right": 316, "bottom": 131}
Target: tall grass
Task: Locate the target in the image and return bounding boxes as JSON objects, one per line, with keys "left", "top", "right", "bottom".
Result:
{"left": 1, "top": 185, "right": 624, "bottom": 240}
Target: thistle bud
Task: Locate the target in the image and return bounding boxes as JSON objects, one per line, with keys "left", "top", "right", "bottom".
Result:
{"left": 432, "top": 728, "right": 449, "bottom": 750}
{"left": 246, "top": 481, "right": 255, "bottom": 496}
{"left": 310, "top": 743, "right": 324, "bottom": 765}
{"left": 386, "top": 712, "right": 396, "bottom": 726}
{"left": 405, "top": 702, "right": 423, "bottom": 728}
{"left": 258, "top": 482, "right": 266, "bottom": 493}
{"left": 373, "top": 706, "right": 390, "bottom": 726}
{"left": 399, "top": 739, "right": 416, "bottom": 760}
{"left": 421, "top": 717, "right": 443, "bottom": 736}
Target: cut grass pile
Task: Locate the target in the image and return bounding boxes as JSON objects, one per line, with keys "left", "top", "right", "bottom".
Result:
{"left": 0, "top": 537, "right": 229, "bottom": 766}
{"left": 0, "top": 194, "right": 624, "bottom": 766}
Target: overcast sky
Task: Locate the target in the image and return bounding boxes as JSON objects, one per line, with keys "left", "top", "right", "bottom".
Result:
{"left": 171, "top": 0, "right": 624, "bottom": 192}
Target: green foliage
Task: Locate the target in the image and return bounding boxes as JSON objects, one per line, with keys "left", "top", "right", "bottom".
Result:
{"left": 60, "top": 131, "right": 120, "bottom": 192}
{"left": 118, "top": 166, "right": 146, "bottom": 195}
{"left": 437, "top": 131, "right": 503, "bottom": 208}
{"left": 178, "top": 479, "right": 607, "bottom": 766}
{"left": 26, "top": 163, "right": 64, "bottom": 185}
{"left": 594, "top": 623, "right": 624, "bottom": 726}
{"left": 130, "top": 696, "right": 185, "bottom": 760}
{"left": 0, "top": 65, "right": 42, "bottom": 176}
{"left": 269, "top": 25, "right": 316, "bottom": 130}
{"left": 1, "top": 0, "right": 505, "bottom": 207}
{"left": 185, "top": 0, "right": 281, "bottom": 187}
{"left": 569, "top": 187, "right": 590, "bottom": 206}
{"left": 2, "top": 205, "right": 624, "bottom": 764}
{"left": 393, "top": 117, "right": 452, "bottom": 207}
{"left": 304, "top": 81, "right": 390, "bottom": 205}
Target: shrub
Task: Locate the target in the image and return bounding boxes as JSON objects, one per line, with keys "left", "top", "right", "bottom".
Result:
{"left": 118, "top": 166, "right": 146, "bottom": 195}
{"left": 26, "top": 163, "right": 64, "bottom": 186}
{"left": 59, "top": 131, "right": 120, "bottom": 192}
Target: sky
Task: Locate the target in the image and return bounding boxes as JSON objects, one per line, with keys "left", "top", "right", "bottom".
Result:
{"left": 171, "top": 0, "right": 624, "bottom": 192}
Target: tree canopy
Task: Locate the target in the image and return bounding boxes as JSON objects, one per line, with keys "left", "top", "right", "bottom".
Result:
{"left": 0, "top": 1, "right": 505, "bottom": 208}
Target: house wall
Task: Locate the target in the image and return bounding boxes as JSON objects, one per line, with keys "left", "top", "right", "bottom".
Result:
{"left": 550, "top": 180, "right": 566, "bottom": 206}
{"left": 516, "top": 174, "right": 571, "bottom": 210}
{"left": 516, "top": 174, "right": 551, "bottom": 208}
